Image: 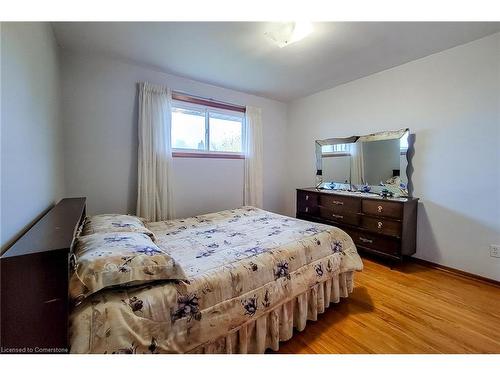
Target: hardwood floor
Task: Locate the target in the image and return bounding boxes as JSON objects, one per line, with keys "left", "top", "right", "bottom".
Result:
{"left": 276, "top": 257, "right": 500, "bottom": 354}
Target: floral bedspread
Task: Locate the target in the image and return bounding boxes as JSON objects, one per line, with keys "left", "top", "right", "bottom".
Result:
{"left": 69, "top": 207, "right": 363, "bottom": 353}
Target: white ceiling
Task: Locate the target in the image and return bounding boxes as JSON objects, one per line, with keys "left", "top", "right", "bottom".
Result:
{"left": 52, "top": 22, "right": 500, "bottom": 102}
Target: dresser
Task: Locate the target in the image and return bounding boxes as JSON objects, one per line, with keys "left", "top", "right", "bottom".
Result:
{"left": 296, "top": 188, "right": 418, "bottom": 261}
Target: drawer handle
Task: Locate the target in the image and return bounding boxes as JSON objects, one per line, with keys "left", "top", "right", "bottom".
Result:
{"left": 332, "top": 214, "right": 343, "bottom": 219}
{"left": 44, "top": 298, "right": 62, "bottom": 304}
{"left": 305, "top": 195, "right": 309, "bottom": 201}
{"left": 332, "top": 200, "right": 344, "bottom": 206}
{"left": 359, "top": 237, "right": 373, "bottom": 244}
{"left": 305, "top": 207, "right": 309, "bottom": 213}
{"left": 377, "top": 221, "right": 383, "bottom": 229}
{"left": 377, "top": 205, "right": 383, "bottom": 213}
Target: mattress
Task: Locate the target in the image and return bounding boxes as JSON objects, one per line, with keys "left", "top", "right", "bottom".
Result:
{"left": 69, "top": 207, "right": 363, "bottom": 353}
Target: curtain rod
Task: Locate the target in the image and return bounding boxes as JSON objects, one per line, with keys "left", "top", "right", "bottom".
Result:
{"left": 172, "top": 91, "right": 246, "bottom": 113}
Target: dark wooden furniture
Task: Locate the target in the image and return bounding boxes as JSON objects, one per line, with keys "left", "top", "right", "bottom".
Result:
{"left": 0, "top": 198, "right": 86, "bottom": 353}
{"left": 297, "top": 188, "right": 418, "bottom": 261}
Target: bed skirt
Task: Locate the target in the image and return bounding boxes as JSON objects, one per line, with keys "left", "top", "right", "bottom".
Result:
{"left": 188, "top": 271, "right": 354, "bottom": 354}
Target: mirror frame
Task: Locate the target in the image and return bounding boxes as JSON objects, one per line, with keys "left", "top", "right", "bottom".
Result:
{"left": 315, "top": 128, "right": 411, "bottom": 197}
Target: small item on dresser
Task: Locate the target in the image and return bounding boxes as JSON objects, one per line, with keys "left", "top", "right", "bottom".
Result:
{"left": 360, "top": 184, "right": 371, "bottom": 193}
{"left": 380, "top": 188, "right": 394, "bottom": 198}
{"left": 82, "top": 214, "right": 156, "bottom": 240}
{"left": 69, "top": 232, "right": 186, "bottom": 305}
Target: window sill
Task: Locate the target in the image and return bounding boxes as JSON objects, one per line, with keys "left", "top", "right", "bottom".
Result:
{"left": 172, "top": 151, "right": 245, "bottom": 160}
{"left": 322, "top": 152, "right": 351, "bottom": 158}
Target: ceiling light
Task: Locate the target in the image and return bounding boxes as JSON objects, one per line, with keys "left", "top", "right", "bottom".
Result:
{"left": 289, "top": 22, "right": 314, "bottom": 44}
{"left": 265, "top": 22, "right": 314, "bottom": 48}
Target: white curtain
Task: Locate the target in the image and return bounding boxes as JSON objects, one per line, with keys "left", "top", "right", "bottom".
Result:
{"left": 350, "top": 141, "right": 365, "bottom": 185}
{"left": 137, "top": 82, "right": 174, "bottom": 221}
{"left": 243, "top": 106, "right": 263, "bottom": 208}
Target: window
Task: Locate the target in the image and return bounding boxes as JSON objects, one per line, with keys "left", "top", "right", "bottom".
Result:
{"left": 171, "top": 93, "right": 245, "bottom": 158}
{"left": 208, "top": 112, "right": 243, "bottom": 153}
{"left": 171, "top": 108, "right": 206, "bottom": 150}
{"left": 321, "top": 143, "right": 351, "bottom": 156}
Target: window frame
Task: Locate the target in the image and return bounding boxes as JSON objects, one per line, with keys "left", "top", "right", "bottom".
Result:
{"left": 321, "top": 143, "right": 351, "bottom": 158}
{"left": 171, "top": 93, "right": 246, "bottom": 159}
{"left": 399, "top": 132, "right": 409, "bottom": 155}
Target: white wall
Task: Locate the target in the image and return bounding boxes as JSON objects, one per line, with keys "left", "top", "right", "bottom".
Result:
{"left": 1, "top": 23, "right": 65, "bottom": 251}
{"left": 172, "top": 157, "right": 244, "bottom": 218}
{"left": 60, "top": 52, "right": 288, "bottom": 218}
{"left": 286, "top": 33, "right": 500, "bottom": 281}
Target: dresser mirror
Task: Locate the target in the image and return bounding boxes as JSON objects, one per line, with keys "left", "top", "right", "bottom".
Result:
{"left": 315, "top": 129, "right": 410, "bottom": 197}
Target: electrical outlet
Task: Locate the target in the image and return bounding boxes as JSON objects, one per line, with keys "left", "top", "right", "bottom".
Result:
{"left": 490, "top": 245, "right": 500, "bottom": 258}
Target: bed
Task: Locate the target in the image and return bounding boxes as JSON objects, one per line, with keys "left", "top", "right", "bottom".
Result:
{"left": 69, "top": 206, "right": 363, "bottom": 354}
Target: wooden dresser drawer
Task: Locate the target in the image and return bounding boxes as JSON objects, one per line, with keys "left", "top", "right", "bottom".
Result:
{"left": 362, "top": 199, "right": 403, "bottom": 219}
{"left": 319, "top": 194, "right": 361, "bottom": 213}
{"left": 319, "top": 207, "right": 360, "bottom": 226}
{"left": 349, "top": 230, "right": 401, "bottom": 257}
{"left": 296, "top": 188, "right": 418, "bottom": 261}
{"left": 361, "top": 216, "right": 402, "bottom": 237}
{"left": 297, "top": 191, "right": 319, "bottom": 215}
